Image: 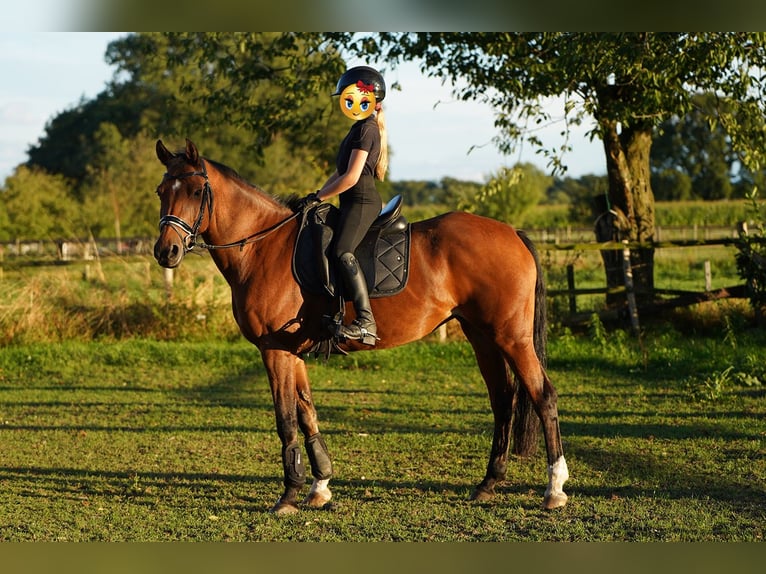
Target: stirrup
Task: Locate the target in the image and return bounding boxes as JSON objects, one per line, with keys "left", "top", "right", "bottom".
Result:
{"left": 336, "top": 320, "right": 379, "bottom": 346}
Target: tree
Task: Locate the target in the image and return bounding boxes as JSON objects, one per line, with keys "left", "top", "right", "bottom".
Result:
{"left": 104, "top": 33, "right": 349, "bottom": 186}
{"left": 651, "top": 93, "right": 738, "bottom": 200}
{"left": 548, "top": 174, "right": 609, "bottom": 225}
{"left": 17, "top": 33, "right": 357, "bottom": 243}
{"left": 337, "top": 33, "right": 766, "bottom": 305}
{"left": 26, "top": 81, "right": 163, "bottom": 189}
{"left": 651, "top": 168, "right": 693, "bottom": 202}
{"left": 0, "top": 166, "right": 79, "bottom": 242}
{"left": 80, "top": 124, "right": 161, "bottom": 240}
{"left": 460, "top": 163, "right": 550, "bottom": 226}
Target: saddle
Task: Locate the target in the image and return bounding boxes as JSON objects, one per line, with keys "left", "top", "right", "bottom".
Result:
{"left": 292, "top": 194, "right": 411, "bottom": 299}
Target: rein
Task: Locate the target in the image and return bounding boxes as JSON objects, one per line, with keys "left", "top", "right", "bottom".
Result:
{"left": 159, "top": 159, "right": 299, "bottom": 253}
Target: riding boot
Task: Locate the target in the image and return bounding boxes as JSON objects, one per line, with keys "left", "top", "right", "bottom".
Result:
{"left": 336, "top": 252, "right": 378, "bottom": 346}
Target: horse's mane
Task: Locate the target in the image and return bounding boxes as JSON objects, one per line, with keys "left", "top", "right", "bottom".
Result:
{"left": 204, "top": 157, "right": 297, "bottom": 210}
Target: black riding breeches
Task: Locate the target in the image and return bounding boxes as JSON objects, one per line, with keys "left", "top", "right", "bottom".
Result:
{"left": 333, "top": 184, "right": 381, "bottom": 259}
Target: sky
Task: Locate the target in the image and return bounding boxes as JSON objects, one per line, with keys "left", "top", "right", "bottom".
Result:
{"left": 0, "top": 31, "right": 606, "bottom": 184}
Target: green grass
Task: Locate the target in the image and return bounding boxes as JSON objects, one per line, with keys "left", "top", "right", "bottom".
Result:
{"left": 1, "top": 330, "right": 764, "bottom": 541}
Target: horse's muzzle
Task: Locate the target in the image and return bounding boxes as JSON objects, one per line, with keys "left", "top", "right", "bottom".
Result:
{"left": 154, "top": 234, "right": 184, "bottom": 268}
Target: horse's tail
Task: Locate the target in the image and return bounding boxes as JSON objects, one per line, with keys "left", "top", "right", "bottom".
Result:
{"left": 511, "top": 230, "right": 546, "bottom": 457}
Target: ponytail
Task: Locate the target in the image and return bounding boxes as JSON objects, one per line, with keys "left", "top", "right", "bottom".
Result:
{"left": 374, "top": 105, "right": 389, "bottom": 181}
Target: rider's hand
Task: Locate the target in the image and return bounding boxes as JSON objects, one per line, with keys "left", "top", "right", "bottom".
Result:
{"left": 294, "top": 192, "right": 322, "bottom": 212}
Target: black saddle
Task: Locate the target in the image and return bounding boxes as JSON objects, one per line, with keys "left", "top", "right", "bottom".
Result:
{"left": 292, "top": 194, "right": 411, "bottom": 299}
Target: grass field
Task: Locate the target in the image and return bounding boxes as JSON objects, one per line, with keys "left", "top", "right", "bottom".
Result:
{"left": 0, "top": 236, "right": 763, "bottom": 541}
{"left": 1, "top": 327, "right": 764, "bottom": 541}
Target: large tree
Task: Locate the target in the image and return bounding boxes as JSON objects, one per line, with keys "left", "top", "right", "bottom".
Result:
{"left": 103, "top": 32, "right": 349, "bottom": 185}
{"left": 651, "top": 93, "right": 738, "bottom": 201}
{"left": 337, "top": 32, "right": 766, "bottom": 304}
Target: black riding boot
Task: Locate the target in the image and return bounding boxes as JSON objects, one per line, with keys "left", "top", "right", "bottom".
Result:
{"left": 336, "top": 252, "right": 378, "bottom": 346}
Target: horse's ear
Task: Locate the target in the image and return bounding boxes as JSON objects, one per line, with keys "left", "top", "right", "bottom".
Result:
{"left": 185, "top": 138, "right": 199, "bottom": 165}
{"left": 156, "top": 139, "right": 174, "bottom": 166}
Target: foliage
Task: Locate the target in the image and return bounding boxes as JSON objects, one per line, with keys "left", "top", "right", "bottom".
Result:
{"left": 336, "top": 33, "right": 766, "bottom": 296}
{"left": 651, "top": 168, "right": 694, "bottom": 202}
{"left": 0, "top": 166, "right": 79, "bottom": 242}
{"left": 12, "top": 33, "right": 353, "bottom": 241}
{"left": 734, "top": 187, "right": 766, "bottom": 319}
{"left": 341, "top": 33, "right": 766, "bottom": 172}
{"left": 651, "top": 93, "right": 739, "bottom": 201}
{"left": 25, "top": 82, "right": 159, "bottom": 186}
{"left": 547, "top": 174, "right": 609, "bottom": 225}
{"left": 458, "top": 163, "right": 551, "bottom": 225}
{"left": 104, "top": 33, "right": 347, "bottom": 178}
{"left": 7, "top": 32, "right": 766, "bottom": 248}
{"left": 80, "top": 124, "right": 162, "bottom": 239}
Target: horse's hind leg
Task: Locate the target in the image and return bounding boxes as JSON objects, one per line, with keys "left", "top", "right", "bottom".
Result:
{"left": 505, "top": 342, "right": 569, "bottom": 509}
{"left": 461, "top": 322, "right": 514, "bottom": 502}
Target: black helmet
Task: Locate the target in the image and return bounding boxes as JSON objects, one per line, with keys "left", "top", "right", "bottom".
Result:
{"left": 332, "top": 66, "right": 386, "bottom": 102}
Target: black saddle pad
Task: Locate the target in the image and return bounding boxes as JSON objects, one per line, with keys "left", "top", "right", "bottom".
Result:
{"left": 292, "top": 198, "right": 411, "bottom": 299}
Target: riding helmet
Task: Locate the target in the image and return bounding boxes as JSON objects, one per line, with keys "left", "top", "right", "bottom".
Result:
{"left": 332, "top": 66, "right": 386, "bottom": 102}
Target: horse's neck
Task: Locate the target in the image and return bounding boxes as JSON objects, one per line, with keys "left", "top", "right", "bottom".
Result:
{"left": 207, "top": 177, "right": 285, "bottom": 240}
{"left": 203, "top": 174, "right": 292, "bottom": 275}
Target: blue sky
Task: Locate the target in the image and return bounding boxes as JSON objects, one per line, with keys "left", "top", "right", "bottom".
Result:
{"left": 0, "top": 31, "right": 605, "bottom": 183}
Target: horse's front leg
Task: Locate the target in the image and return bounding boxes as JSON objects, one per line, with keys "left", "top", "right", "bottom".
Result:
{"left": 262, "top": 349, "right": 306, "bottom": 515}
{"left": 295, "top": 358, "right": 333, "bottom": 508}
{"left": 262, "top": 349, "right": 333, "bottom": 514}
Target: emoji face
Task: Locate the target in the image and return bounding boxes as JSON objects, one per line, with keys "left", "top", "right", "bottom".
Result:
{"left": 339, "top": 82, "right": 377, "bottom": 121}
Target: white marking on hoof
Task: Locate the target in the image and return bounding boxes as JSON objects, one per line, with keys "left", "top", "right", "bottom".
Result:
{"left": 304, "top": 479, "right": 332, "bottom": 507}
{"left": 543, "top": 456, "right": 569, "bottom": 509}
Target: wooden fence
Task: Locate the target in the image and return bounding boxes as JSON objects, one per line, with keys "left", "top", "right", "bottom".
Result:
{"left": 537, "top": 235, "right": 756, "bottom": 331}
{"left": 0, "top": 224, "right": 745, "bottom": 262}
{"left": 2, "top": 227, "right": 761, "bottom": 333}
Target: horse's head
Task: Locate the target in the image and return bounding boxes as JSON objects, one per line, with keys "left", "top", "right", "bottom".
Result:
{"left": 153, "top": 138, "right": 213, "bottom": 268}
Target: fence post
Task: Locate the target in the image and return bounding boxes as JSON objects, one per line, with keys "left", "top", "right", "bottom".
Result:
{"left": 704, "top": 260, "right": 712, "bottom": 292}
{"left": 622, "top": 241, "right": 640, "bottom": 334}
{"left": 566, "top": 264, "right": 577, "bottom": 314}
{"left": 164, "top": 268, "right": 174, "bottom": 299}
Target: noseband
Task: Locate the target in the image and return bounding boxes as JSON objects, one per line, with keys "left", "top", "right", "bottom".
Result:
{"left": 158, "top": 160, "right": 214, "bottom": 253}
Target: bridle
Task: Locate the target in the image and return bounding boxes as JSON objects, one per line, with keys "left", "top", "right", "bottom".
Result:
{"left": 158, "top": 159, "right": 298, "bottom": 253}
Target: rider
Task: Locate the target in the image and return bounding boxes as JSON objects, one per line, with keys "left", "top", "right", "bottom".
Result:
{"left": 296, "top": 66, "right": 388, "bottom": 346}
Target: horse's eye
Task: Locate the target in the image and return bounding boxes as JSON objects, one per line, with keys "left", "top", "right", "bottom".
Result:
{"left": 193, "top": 188, "right": 202, "bottom": 198}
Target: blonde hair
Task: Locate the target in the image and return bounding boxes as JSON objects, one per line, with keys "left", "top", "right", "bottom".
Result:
{"left": 374, "top": 104, "right": 389, "bottom": 181}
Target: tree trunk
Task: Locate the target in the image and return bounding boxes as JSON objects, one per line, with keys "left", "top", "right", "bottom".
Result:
{"left": 596, "top": 119, "right": 656, "bottom": 308}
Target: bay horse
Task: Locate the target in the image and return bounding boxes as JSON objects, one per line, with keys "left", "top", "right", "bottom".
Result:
{"left": 153, "top": 139, "right": 569, "bottom": 514}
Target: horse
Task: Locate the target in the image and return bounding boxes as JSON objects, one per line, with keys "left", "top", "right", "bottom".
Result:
{"left": 153, "top": 138, "right": 569, "bottom": 515}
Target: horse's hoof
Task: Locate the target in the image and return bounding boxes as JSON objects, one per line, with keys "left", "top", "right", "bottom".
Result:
{"left": 543, "top": 492, "right": 568, "bottom": 510}
{"left": 303, "top": 490, "right": 332, "bottom": 509}
{"left": 469, "top": 488, "right": 494, "bottom": 502}
{"left": 270, "top": 499, "right": 300, "bottom": 515}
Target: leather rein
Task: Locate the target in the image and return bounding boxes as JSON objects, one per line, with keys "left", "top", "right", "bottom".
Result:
{"left": 158, "top": 159, "right": 299, "bottom": 253}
